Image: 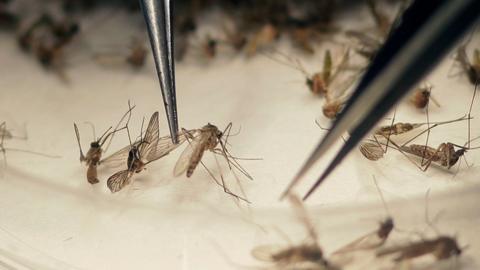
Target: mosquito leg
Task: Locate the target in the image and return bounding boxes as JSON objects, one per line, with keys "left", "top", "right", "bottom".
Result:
{"left": 385, "top": 139, "right": 427, "bottom": 171}
{"left": 383, "top": 107, "right": 397, "bottom": 154}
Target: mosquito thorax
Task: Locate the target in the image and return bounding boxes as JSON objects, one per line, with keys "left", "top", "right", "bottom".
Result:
{"left": 90, "top": 141, "right": 100, "bottom": 148}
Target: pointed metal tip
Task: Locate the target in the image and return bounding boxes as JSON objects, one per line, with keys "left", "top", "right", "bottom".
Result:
{"left": 140, "top": 0, "right": 179, "bottom": 144}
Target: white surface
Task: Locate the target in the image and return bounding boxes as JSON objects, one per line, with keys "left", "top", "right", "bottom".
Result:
{"left": 0, "top": 6, "right": 480, "bottom": 270}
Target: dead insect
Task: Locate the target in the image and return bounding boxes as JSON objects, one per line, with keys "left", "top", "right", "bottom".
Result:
{"left": 409, "top": 84, "right": 440, "bottom": 109}
{"left": 106, "top": 112, "right": 186, "bottom": 193}
{"left": 126, "top": 39, "right": 148, "bottom": 69}
{"left": 398, "top": 140, "right": 480, "bottom": 171}
{"left": 395, "top": 88, "right": 479, "bottom": 171}
{"left": 74, "top": 105, "right": 134, "bottom": 184}
{"left": 376, "top": 236, "right": 462, "bottom": 262}
{"left": 246, "top": 23, "right": 279, "bottom": 57}
{"left": 453, "top": 40, "right": 480, "bottom": 85}
{"left": 322, "top": 63, "right": 361, "bottom": 119}
{"left": 268, "top": 48, "right": 350, "bottom": 96}
{"left": 173, "top": 123, "right": 254, "bottom": 202}
{"left": 333, "top": 177, "right": 394, "bottom": 254}
{"left": 252, "top": 194, "right": 339, "bottom": 270}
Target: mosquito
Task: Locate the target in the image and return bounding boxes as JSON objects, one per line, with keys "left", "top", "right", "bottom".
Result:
{"left": 322, "top": 63, "right": 362, "bottom": 119}
{"left": 359, "top": 114, "right": 470, "bottom": 161}
{"left": 332, "top": 177, "right": 394, "bottom": 255}
{"left": 453, "top": 39, "right": 480, "bottom": 85}
{"left": 391, "top": 87, "right": 479, "bottom": 171}
{"left": 409, "top": 84, "right": 441, "bottom": 109}
{"left": 106, "top": 111, "right": 186, "bottom": 193}
{"left": 173, "top": 123, "right": 256, "bottom": 203}
{"left": 376, "top": 191, "right": 465, "bottom": 265}
{"left": 251, "top": 194, "right": 340, "bottom": 270}
{"left": 267, "top": 47, "right": 349, "bottom": 96}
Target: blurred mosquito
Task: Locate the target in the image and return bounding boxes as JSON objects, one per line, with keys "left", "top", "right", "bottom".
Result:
{"left": 246, "top": 23, "right": 279, "bottom": 57}
{"left": 73, "top": 104, "right": 134, "bottom": 184}
{"left": 409, "top": 84, "right": 441, "bottom": 110}
{"left": 332, "top": 176, "right": 394, "bottom": 255}
{"left": 106, "top": 111, "right": 187, "bottom": 193}
{"left": 173, "top": 123, "right": 257, "bottom": 203}
{"left": 376, "top": 191, "right": 465, "bottom": 266}
{"left": 252, "top": 194, "right": 339, "bottom": 270}
{"left": 94, "top": 38, "right": 148, "bottom": 69}
{"left": 452, "top": 37, "right": 480, "bottom": 85}
{"left": 322, "top": 64, "right": 362, "bottom": 119}
{"left": 267, "top": 47, "right": 350, "bottom": 96}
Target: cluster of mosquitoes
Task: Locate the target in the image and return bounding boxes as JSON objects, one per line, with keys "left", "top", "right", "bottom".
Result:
{"left": 1, "top": 0, "right": 480, "bottom": 269}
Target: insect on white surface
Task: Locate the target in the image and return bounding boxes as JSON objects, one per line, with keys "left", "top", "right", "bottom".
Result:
{"left": 173, "top": 123, "right": 255, "bottom": 203}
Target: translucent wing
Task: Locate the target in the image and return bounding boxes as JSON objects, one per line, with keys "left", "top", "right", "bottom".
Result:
{"left": 333, "top": 231, "right": 384, "bottom": 255}
{"left": 145, "top": 133, "right": 188, "bottom": 164}
{"left": 100, "top": 142, "right": 138, "bottom": 168}
{"left": 251, "top": 245, "right": 283, "bottom": 262}
{"left": 139, "top": 111, "right": 159, "bottom": 160}
{"left": 173, "top": 130, "right": 202, "bottom": 177}
{"left": 288, "top": 194, "right": 318, "bottom": 245}
{"left": 359, "top": 142, "right": 384, "bottom": 161}
{"left": 107, "top": 170, "right": 133, "bottom": 193}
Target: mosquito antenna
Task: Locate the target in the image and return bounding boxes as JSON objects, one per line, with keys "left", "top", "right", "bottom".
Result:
{"left": 104, "top": 101, "right": 136, "bottom": 152}
{"left": 73, "top": 123, "right": 85, "bottom": 161}
{"left": 84, "top": 121, "right": 96, "bottom": 140}
{"left": 97, "top": 126, "right": 113, "bottom": 142}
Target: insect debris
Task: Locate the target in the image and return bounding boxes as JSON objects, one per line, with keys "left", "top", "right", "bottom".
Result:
{"left": 106, "top": 111, "right": 187, "bottom": 193}
{"left": 251, "top": 194, "right": 339, "bottom": 270}
{"left": 74, "top": 105, "right": 135, "bottom": 184}
{"left": 173, "top": 123, "right": 256, "bottom": 203}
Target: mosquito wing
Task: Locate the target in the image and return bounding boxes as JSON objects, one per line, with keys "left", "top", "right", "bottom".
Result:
{"left": 145, "top": 133, "right": 188, "bottom": 164}
{"left": 173, "top": 130, "right": 203, "bottom": 177}
{"left": 333, "top": 230, "right": 386, "bottom": 254}
{"left": 288, "top": 194, "right": 318, "bottom": 245}
{"left": 100, "top": 142, "right": 138, "bottom": 168}
{"left": 139, "top": 112, "right": 160, "bottom": 160}
{"left": 251, "top": 245, "right": 284, "bottom": 262}
{"left": 359, "top": 142, "right": 384, "bottom": 161}
{"left": 107, "top": 170, "right": 133, "bottom": 193}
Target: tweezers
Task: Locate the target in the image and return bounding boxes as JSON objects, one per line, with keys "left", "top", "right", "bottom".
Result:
{"left": 139, "top": 0, "right": 179, "bottom": 143}
{"left": 281, "top": 0, "right": 480, "bottom": 200}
